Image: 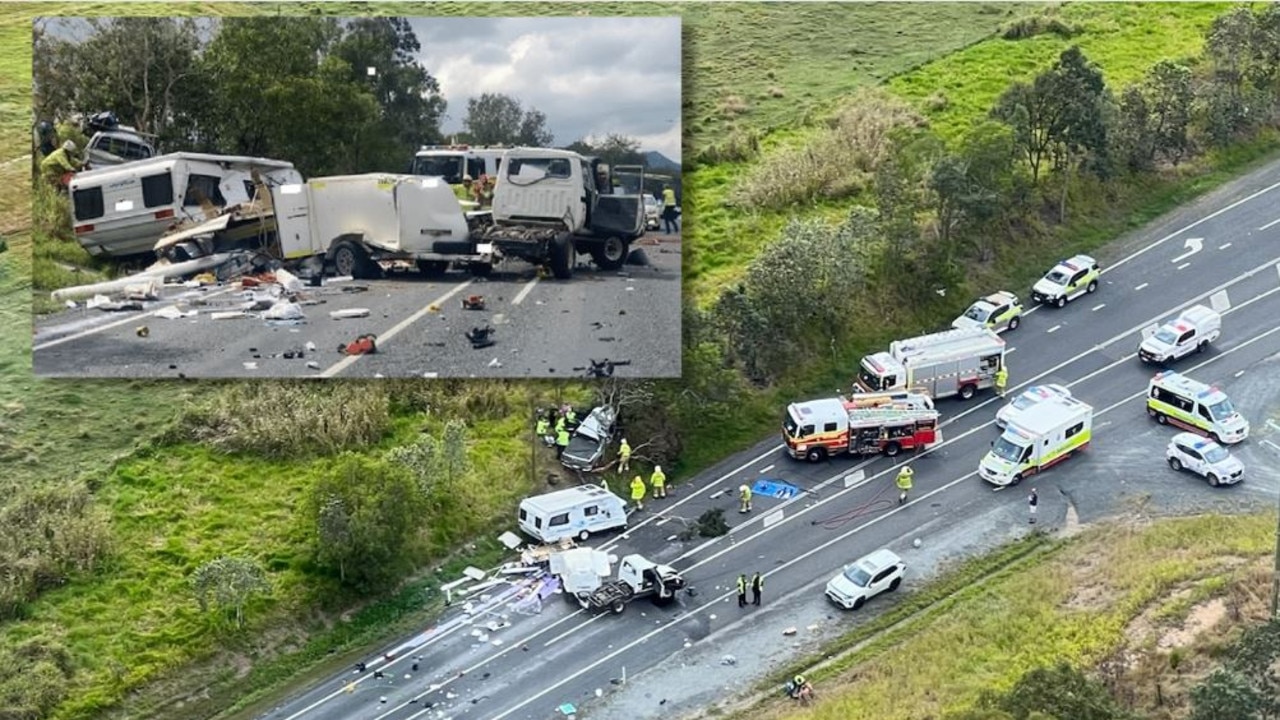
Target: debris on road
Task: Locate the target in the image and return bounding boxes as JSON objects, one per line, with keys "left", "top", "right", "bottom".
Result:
{"left": 123, "top": 280, "right": 160, "bottom": 301}
{"left": 135, "top": 326, "right": 149, "bottom": 338}
{"left": 461, "top": 295, "right": 487, "bottom": 310}
{"left": 330, "top": 308, "right": 371, "bottom": 320}
{"left": 50, "top": 251, "right": 238, "bottom": 302}
{"left": 263, "top": 300, "right": 305, "bottom": 321}
{"left": 339, "top": 334, "right": 378, "bottom": 355}
{"left": 154, "top": 306, "right": 197, "bottom": 320}
{"left": 211, "top": 311, "right": 249, "bottom": 320}
{"left": 466, "top": 325, "right": 496, "bottom": 349}
{"left": 575, "top": 358, "right": 632, "bottom": 378}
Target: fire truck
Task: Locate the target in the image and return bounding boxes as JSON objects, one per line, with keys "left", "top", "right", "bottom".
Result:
{"left": 782, "top": 392, "right": 941, "bottom": 463}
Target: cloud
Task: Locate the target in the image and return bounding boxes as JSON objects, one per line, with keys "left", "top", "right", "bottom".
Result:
{"left": 409, "top": 17, "right": 682, "bottom": 163}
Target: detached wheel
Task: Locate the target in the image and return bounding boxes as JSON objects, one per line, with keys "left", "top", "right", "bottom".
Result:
{"left": 333, "top": 240, "right": 379, "bottom": 279}
{"left": 805, "top": 447, "right": 827, "bottom": 463}
{"left": 549, "top": 232, "right": 576, "bottom": 280}
{"left": 591, "top": 236, "right": 630, "bottom": 271}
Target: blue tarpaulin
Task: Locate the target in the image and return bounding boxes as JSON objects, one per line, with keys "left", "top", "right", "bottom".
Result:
{"left": 752, "top": 479, "right": 799, "bottom": 500}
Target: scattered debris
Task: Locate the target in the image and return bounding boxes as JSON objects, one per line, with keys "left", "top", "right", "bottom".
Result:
{"left": 487, "top": 358, "right": 502, "bottom": 368}
{"left": 92, "top": 299, "right": 144, "bottom": 312}
{"left": 575, "top": 358, "right": 631, "bottom": 378}
{"left": 154, "top": 306, "right": 197, "bottom": 320}
{"left": 339, "top": 334, "right": 378, "bottom": 355}
{"left": 466, "top": 325, "right": 496, "bottom": 349}
{"left": 135, "top": 326, "right": 149, "bottom": 338}
{"left": 720, "top": 654, "right": 737, "bottom": 666}
{"left": 330, "top": 308, "right": 371, "bottom": 319}
{"left": 51, "top": 252, "right": 237, "bottom": 302}
{"left": 306, "top": 361, "right": 320, "bottom": 370}
{"left": 263, "top": 300, "right": 305, "bottom": 321}
{"left": 461, "top": 295, "right": 487, "bottom": 310}
{"left": 123, "top": 280, "right": 160, "bottom": 300}
{"left": 243, "top": 361, "right": 258, "bottom": 370}
{"left": 305, "top": 341, "right": 317, "bottom": 353}
{"left": 783, "top": 627, "right": 797, "bottom": 636}
{"left": 211, "top": 311, "right": 250, "bottom": 320}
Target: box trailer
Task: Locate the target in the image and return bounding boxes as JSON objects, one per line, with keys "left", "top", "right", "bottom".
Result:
{"left": 979, "top": 395, "right": 1093, "bottom": 486}
{"left": 855, "top": 327, "right": 1006, "bottom": 400}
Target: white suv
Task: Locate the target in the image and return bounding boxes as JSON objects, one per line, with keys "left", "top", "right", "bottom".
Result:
{"left": 1166, "top": 432, "right": 1244, "bottom": 487}
{"left": 996, "top": 384, "right": 1072, "bottom": 429}
{"left": 825, "top": 548, "right": 905, "bottom": 610}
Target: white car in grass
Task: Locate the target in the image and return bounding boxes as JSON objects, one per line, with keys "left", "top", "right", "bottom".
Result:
{"left": 995, "top": 384, "right": 1072, "bottom": 429}
{"left": 1165, "top": 432, "right": 1244, "bottom": 487}
{"left": 824, "top": 548, "right": 905, "bottom": 610}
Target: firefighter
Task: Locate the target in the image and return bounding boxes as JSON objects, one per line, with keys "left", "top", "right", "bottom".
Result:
{"left": 738, "top": 484, "right": 752, "bottom": 514}
{"left": 564, "top": 405, "right": 578, "bottom": 429}
{"left": 618, "top": 438, "right": 632, "bottom": 473}
{"left": 535, "top": 412, "right": 551, "bottom": 447}
{"left": 41, "top": 140, "right": 84, "bottom": 189}
{"left": 555, "top": 424, "right": 571, "bottom": 458}
{"left": 555, "top": 412, "right": 567, "bottom": 436}
{"left": 630, "top": 475, "right": 647, "bottom": 511}
{"left": 995, "top": 363, "right": 1009, "bottom": 398}
{"left": 736, "top": 573, "right": 748, "bottom": 607}
{"left": 896, "top": 466, "right": 914, "bottom": 505}
{"left": 650, "top": 465, "right": 667, "bottom": 499}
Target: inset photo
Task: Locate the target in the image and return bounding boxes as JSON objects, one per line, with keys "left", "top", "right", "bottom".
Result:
{"left": 31, "top": 15, "right": 682, "bottom": 379}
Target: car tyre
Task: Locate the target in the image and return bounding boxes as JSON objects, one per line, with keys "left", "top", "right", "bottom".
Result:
{"left": 333, "top": 240, "right": 379, "bottom": 279}
{"left": 1197, "top": 340, "right": 1208, "bottom": 354}
{"left": 1207, "top": 473, "right": 1220, "bottom": 488}
{"left": 1087, "top": 280, "right": 1098, "bottom": 293}
{"left": 611, "top": 600, "right": 627, "bottom": 615}
{"left": 852, "top": 597, "right": 865, "bottom": 611}
{"left": 805, "top": 447, "right": 827, "bottom": 463}
{"left": 1008, "top": 316, "right": 1020, "bottom": 331}
{"left": 959, "top": 384, "right": 977, "bottom": 400}
{"left": 549, "top": 232, "right": 575, "bottom": 280}
{"left": 1010, "top": 473, "right": 1024, "bottom": 487}
{"left": 1055, "top": 296, "right": 1067, "bottom": 308}
{"left": 1168, "top": 457, "right": 1182, "bottom": 471}
{"left": 578, "top": 529, "right": 590, "bottom": 542}
{"left": 590, "top": 236, "right": 629, "bottom": 271}
{"left": 884, "top": 441, "right": 901, "bottom": 457}
{"left": 1154, "top": 412, "right": 1168, "bottom": 425}
{"left": 888, "top": 577, "right": 901, "bottom": 592}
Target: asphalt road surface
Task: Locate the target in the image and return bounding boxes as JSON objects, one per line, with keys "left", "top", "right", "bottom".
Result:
{"left": 31, "top": 234, "right": 682, "bottom": 379}
{"left": 253, "top": 161, "right": 1280, "bottom": 720}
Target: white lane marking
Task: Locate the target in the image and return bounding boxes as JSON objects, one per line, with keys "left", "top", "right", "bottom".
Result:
{"left": 511, "top": 276, "right": 539, "bottom": 306}
{"left": 32, "top": 287, "right": 238, "bottom": 352}
{"left": 1092, "top": 304, "right": 1106, "bottom": 312}
{"left": 1047, "top": 325, "right": 1061, "bottom": 333}
{"left": 1170, "top": 237, "right": 1203, "bottom": 263}
{"left": 489, "top": 319, "right": 1280, "bottom": 720}
{"left": 1006, "top": 347, "right": 1016, "bottom": 354}
{"left": 1104, "top": 178, "right": 1280, "bottom": 273}
{"left": 1235, "top": 370, "right": 1245, "bottom": 377}
{"left": 1135, "top": 283, "right": 1149, "bottom": 291}
{"left": 1258, "top": 216, "right": 1280, "bottom": 231}
{"left": 760, "top": 464, "right": 775, "bottom": 474}
{"left": 1177, "top": 262, "right": 1191, "bottom": 270}
{"left": 1219, "top": 242, "right": 1233, "bottom": 250}
{"left": 320, "top": 280, "right": 472, "bottom": 377}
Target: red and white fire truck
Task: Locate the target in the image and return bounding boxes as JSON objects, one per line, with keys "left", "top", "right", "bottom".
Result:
{"left": 782, "top": 392, "right": 941, "bottom": 462}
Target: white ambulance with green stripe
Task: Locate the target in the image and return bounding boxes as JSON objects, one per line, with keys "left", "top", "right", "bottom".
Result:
{"left": 1146, "top": 371, "right": 1249, "bottom": 444}
{"left": 979, "top": 395, "right": 1093, "bottom": 486}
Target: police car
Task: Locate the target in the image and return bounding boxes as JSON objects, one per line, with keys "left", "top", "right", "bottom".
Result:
{"left": 953, "top": 291, "right": 1025, "bottom": 334}
{"left": 1165, "top": 432, "right": 1244, "bottom": 487}
{"left": 1031, "top": 254, "right": 1101, "bottom": 308}
{"left": 995, "top": 383, "right": 1072, "bottom": 429}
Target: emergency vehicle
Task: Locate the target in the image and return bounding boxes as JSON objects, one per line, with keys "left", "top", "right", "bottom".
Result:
{"left": 783, "top": 393, "right": 940, "bottom": 462}
{"left": 952, "top": 291, "right": 1024, "bottom": 333}
{"left": 1030, "top": 254, "right": 1100, "bottom": 308}
{"left": 979, "top": 394, "right": 1093, "bottom": 486}
{"left": 855, "top": 327, "right": 1006, "bottom": 401}
{"left": 1138, "top": 304, "right": 1221, "bottom": 364}
{"left": 1146, "top": 371, "right": 1249, "bottom": 444}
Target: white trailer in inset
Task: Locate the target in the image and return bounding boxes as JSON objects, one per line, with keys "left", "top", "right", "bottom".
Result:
{"left": 855, "top": 327, "right": 1006, "bottom": 401}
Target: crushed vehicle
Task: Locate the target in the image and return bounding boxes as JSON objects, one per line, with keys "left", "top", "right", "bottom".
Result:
{"left": 70, "top": 152, "right": 302, "bottom": 258}
{"left": 855, "top": 327, "right": 1006, "bottom": 400}
{"left": 550, "top": 548, "right": 686, "bottom": 615}
{"left": 153, "top": 147, "right": 646, "bottom": 281}
{"left": 80, "top": 110, "right": 158, "bottom": 169}
{"left": 783, "top": 392, "right": 939, "bottom": 462}
{"left": 560, "top": 405, "right": 619, "bottom": 472}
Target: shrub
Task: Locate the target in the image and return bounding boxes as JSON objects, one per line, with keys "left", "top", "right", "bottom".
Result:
{"left": 1000, "top": 14, "right": 1079, "bottom": 41}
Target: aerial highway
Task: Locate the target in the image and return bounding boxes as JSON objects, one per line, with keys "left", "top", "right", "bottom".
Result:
{"left": 253, "top": 160, "right": 1280, "bottom": 720}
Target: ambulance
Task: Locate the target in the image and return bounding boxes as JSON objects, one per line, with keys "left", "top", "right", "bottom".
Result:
{"left": 1146, "top": 371, "right": 1249, "bottom": 444}
{"left": 783, "top": 393, "right": 940, "bottom": 462}
{"left": 855, "top": 327, "right": 1006, "bottom": 401}
{"left": 978, "top": 394, "right": 1092, "bottom": 486}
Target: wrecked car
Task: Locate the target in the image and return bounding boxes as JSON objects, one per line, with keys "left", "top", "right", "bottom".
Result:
{"left": 560, "top": 405, "right": 619, "bottom": 472}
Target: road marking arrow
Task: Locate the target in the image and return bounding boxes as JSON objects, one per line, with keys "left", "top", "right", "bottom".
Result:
{"left": 1171, "top": 237, "right": 1203, "bottom": 263}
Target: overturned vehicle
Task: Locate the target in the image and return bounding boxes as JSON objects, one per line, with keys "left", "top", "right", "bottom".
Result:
{"left": 153, "top": 147, "right": 647, "bottom": 281}
{"left": 560, "top": 405, "right": 619, "bottom": 472}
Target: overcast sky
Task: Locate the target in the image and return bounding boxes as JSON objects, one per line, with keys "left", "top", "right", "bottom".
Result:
{"left": 411, "top": 17, "right": 682, "bottom": 162}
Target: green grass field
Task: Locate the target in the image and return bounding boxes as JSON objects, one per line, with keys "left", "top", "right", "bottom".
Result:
{"left": 745, "top": 513, "right": 1279, "bottom": 720}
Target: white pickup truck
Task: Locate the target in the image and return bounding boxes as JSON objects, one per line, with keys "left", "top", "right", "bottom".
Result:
{"left": 1138, "top": 304, "right": 1221, "bottom": 364}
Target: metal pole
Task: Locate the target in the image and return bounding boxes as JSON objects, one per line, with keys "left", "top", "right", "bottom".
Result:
{"left": 1272, "top": 488, "right": 1279, "bottom": 619}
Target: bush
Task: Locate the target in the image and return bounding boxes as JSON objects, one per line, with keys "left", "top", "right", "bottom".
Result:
{"left": 694, "top": 129, "right": 761, "bottom": 166}
{"left": 1000, "top": 14, "right": 1079, "bottom": 40}
{"left": 177, "top": 381, "right": 391, "bottom": 458}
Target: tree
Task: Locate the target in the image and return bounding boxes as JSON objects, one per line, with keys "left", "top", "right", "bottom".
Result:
{"left": 991, "top": 79, "right": 1056, "bottom": 183}
{"left": 1114, "top": 85, "right": 1155, "bottom": 173}
{"left": 1191, "top": 669, "right": 1265, "bottom": 720}
{"left": 189, "top": 556, "right": 271, "bottom": 628}
{"left": 929, "top": 121, "right": 1020, "bottom": 262}
{"left": 305, "top": 453, "right": 425, "bottom": 591}
{"left": 33, "top": 18, "right": 202, "bottom": 147}
{"left": 566, "top": 133, "right": 645, "bottom": 168}
{"left": 386, "top": 421, "right": 473, "bottom": 546}
{"left": 1202, "top": 6, "right": 1260, "bottom": 145}
{"left": 463, "top": 92, "right": 554, "bottom": 146}
{"left": 332, "top": 17, "right": 448, "bottom": 170}
{"left": 1144, "top": 60, "right": 1195, "bottom": 166}
{"left": 982, "top": 661, "right": 1139, "bottom": 720}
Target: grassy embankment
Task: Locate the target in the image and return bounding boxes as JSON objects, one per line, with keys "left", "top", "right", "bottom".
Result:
{"left": 730, "top": 512, "right": 1280, "bottom": 720}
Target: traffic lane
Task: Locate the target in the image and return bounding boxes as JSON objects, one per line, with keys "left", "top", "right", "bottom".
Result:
{"left": 338, "top": 253, "right": 682, "bottom": 379}
{"left": 509, "top": 323, "right": 1280, "bottom": 720}
{"left": 30, "top": 274, "right": 471, "bottom": 378}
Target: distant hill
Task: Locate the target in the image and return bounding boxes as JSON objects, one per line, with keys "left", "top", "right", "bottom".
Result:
{"left": 643, "top": 151, "right": 681, "bottom": 173}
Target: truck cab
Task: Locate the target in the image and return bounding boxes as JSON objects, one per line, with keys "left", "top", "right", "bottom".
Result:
{"left": 1138, "top": 304, "right": 1221, "bottom": 364}
{"left": 410, "top": 145, "right": 508, "bottom": 184}
{"left": 979, "top": 395, "right": 1093, "bottom": 486}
